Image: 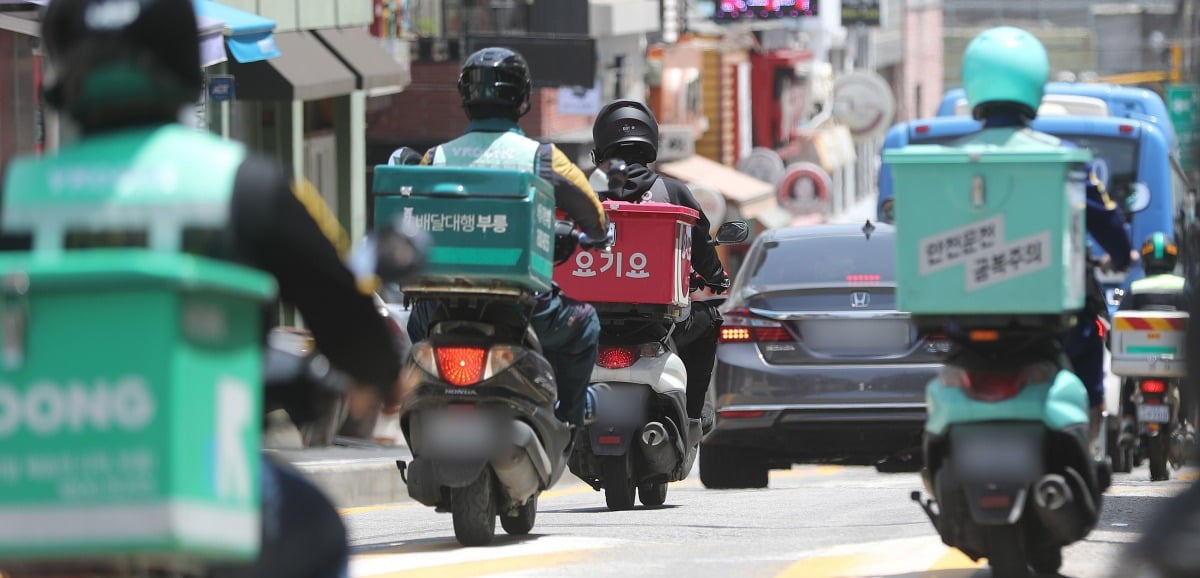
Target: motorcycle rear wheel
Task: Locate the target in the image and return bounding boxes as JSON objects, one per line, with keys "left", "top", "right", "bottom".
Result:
{"left": 638, "top": 482, "right": 668, "bottom": 506}
{"left": 602, "top": 453, "right": 637, "bottom": 511}
{"left": 452, "top": 469, "right": 498, "bottom": 546}
{"left": 1149, "top": 433, "right": 1171, "bottom": 481}
{"left": 500, "top": 494, "right": 538, "bottom": 535}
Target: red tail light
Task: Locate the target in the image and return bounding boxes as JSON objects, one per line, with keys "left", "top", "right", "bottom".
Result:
{"left": 942, "top": 363, "right": 1049, "bottom": 402}
{"left": 1119, "top": 124, "right": 1134, "bottom": 134}
{"left": 846, "top": 274, "right": 882, "bottom": 284}
{"left": 915, "top": 124, "right": 930, "bottom": 134}
{"left": 436, "top": 346, "right": 487, "bottom": 387}
{"left": 1141, "top": 379, "right": 1167, "bottom": 394}
{"left": 720, "top": 308, "right": 791, "bottom": 343}
{"left": 598, "top": 345, "right": 639, "bottom": 369}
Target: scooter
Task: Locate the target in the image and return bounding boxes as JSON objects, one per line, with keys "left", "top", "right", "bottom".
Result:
{"left": 567, "top": 240, "right": 745, "bottom": 510}
{"left": 912, "top": 328, "right": 1109, "bottom": 578}
{"left": 383, "top": 165, "right": 613, "bottom": 546}
{"left": 1116, "top": 376, "right": 1193, "bottom": 480}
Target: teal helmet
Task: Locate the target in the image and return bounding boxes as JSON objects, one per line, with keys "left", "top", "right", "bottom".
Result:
{"left": 962, "top": 27, "right": 1049, "bottom": 121}
{"left": 1139, "top": 232, "right": 1178, "bottom": 275}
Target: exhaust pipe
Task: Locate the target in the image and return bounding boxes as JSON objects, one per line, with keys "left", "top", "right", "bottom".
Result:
{"left": 1032, "top": 473, "right": 1090, "bottom": 544}
{"left": 639, "top": 422, "right": 678, "bottom": 476}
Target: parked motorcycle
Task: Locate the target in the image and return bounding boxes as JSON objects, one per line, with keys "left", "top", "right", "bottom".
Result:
{"left": 1109, "top": 310, "right": 1192, "bottom": 480}
{"left": 377, "top": 164, "right": 613, "bottom": 546}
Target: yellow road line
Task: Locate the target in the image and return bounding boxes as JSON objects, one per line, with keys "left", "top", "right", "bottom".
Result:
{"left": 773, "top": 554, "right": 871, "bottom": 578}
{"left": 927, "top": 547, "right": 985, "bottom": 572}
{"left": 360, "top": 550, "right": 588, "bottom": 578}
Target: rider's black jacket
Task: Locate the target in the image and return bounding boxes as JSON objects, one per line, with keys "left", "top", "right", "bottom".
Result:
{"left": 608, "top": 163, "right": 725, "bottom": 280}
{"left": 0, "top": 136, "right": 401, "bottom": 400}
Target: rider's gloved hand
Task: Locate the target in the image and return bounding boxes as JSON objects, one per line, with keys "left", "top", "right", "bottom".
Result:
{"left": 580, "top": 222, "right": 616, "bottom": 251}
{"left": 709, "top": 269, "right": 731, "bottom": 295}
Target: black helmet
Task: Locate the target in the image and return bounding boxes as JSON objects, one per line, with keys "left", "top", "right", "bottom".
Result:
{"left": 458, "top": 47, "right": 532, "bottom": 120}
{"left": 1140, "top": 232, "right": 1178, "bottom": 276}
{"left": 42, "top": 0, "right": 203, "bottom": 128}
{"left": 592, "top": 99, "right": 659, "bottom": 165}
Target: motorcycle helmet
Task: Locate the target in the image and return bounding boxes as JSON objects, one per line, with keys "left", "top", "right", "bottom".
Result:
{"left": 961, "top": 26, "right": 1049, "bottom": 121}
{"left": 458, "top": 47, "right": 532, "bottom": 120}
{"left": 592, "top": 99, "right": 659, "bottom": 165}
{"left": 1140, "top": 232, "right": 1178, "bottom": 276}
{"left": 42, "top": 0, "right": 204, "bottom": 128}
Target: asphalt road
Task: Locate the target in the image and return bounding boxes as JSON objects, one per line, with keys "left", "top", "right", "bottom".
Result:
{"left": 342, "top": 459, "right": 1194, "bottom": 578}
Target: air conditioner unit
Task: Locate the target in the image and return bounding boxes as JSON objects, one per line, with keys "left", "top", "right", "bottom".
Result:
{"left": 658, "top": 124, "right": 696, "bottom": 162}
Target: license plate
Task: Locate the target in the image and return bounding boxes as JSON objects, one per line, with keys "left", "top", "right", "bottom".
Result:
{"left": 1138, "top": 404, "right": 1171, "bottom": 424}
{"left": 422, "top": 409, "right": 496, "bottom": 456}
{"left": 954, "top": 433, "right": 1040, "bottom": 478}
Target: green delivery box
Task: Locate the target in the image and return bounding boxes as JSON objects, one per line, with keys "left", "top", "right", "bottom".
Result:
{"left": 886, "top": 128, "right": 1092, "bottom": 316}
{"left": 0, "top": 250, "right": 275, "bottom": 561}
{"left": 373, "top": 166, "right": 556, "bottom": 293}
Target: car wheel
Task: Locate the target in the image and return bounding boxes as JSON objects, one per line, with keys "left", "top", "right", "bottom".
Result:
{"left": 699, "top": 444, "right": 768, "bottom": 489}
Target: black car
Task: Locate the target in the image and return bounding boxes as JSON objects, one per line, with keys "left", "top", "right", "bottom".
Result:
{"left": 701, "top": 222, "right": 948, "bottom": 488}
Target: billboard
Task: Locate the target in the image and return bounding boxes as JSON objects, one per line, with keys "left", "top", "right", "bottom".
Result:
{"left": 714, "top": 0, "right": 817, "bottom": 21}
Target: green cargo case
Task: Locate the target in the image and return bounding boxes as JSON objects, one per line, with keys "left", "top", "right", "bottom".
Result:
{"left": 0, "top": 249, "right": 275, "bottom": 561}
{"left": 886, "top": 127, "right": 1092, "bottom": 316}
{"left": 373, "top": 165, "right": 556, "bottom": 293}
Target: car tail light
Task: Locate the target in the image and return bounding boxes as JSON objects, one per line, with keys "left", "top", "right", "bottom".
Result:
{"left": 1119, "top": 124, "right": 1134, "bottom": 134}
{"left": 1141, "top": 379, "right": 1167, "bottom": 394}
{"left": 718, "top": 409, "right": 767, "bottom": 419}
{"left": 846, "top": 274, "right": 882, "bottom": 285}
{"left": 436, "top": 346, "right": 487, "bottom": 386}
{"left": 915, "top": 124, "right": 930, "bottom": 134}
{"left": 940, "top": 362, "right": 1054, "bottom": 402}
{"left": 720, "top": 307, "right": 791, "bottom": 343}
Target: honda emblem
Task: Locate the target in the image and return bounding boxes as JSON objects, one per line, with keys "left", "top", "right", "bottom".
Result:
{"left": 851, "top": 291, "right": 870, "bottom": 308}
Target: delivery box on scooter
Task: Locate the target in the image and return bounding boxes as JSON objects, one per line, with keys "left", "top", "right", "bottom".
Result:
{"left": 373, "top": 166, "right": 557, "bottom": 293}
{"left": 1110, "top": 310, "right": 1188, "bottom": 377}
{"left": 885, "top": 127, "right": 1091, "bottom": 320}
{"left": 553, "top": 201, "right": 698, "bottom": 312}
{"left": 0, "top": 252, "right": 274, "bottom": 562}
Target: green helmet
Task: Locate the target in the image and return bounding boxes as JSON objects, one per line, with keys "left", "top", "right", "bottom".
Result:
{"left": 962, "top": 27, "right": 1049, "bottom": 121}
{"left": 1140, "top": 232, "right": 1178, "bottom": 275}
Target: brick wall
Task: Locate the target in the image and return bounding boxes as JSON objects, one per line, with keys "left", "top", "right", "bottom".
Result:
{"left": 367, "top": 60, "right": 593, "bottom": 151}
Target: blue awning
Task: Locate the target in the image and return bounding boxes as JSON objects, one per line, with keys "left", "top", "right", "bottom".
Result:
{"left": 193, "top": 0, "right": 281, "bottom": 64}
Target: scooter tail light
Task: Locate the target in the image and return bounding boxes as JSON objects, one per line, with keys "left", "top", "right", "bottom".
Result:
{"left": 941, "top": 365, "right": 1028, "bottom": 402}
{"left": 435, "top": 346, "right": 488, "bottom": 387}
{"left": 1141, "top": 379, "right": 1167, "bottom": 394}
{"left": 597, "top": 345, "right": 639, "bottom": 369}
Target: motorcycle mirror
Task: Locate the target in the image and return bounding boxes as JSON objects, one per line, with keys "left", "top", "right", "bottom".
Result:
{"left": 375, "top": 217, "right": 430, "bottom": 284}
{"left": 714, "top": 221, "right": 750, "bottom": 245}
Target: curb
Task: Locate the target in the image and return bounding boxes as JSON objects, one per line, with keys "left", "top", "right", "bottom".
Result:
{"left": 293, "top": 455, "right": 414, "bottom": 510}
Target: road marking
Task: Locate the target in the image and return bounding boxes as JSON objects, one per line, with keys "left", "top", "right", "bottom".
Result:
{"left": 359, "top": 550, "right": 588, "bottom": 578}
{"left": 350, "top": 536, "right": 619, "bottom": 577}
{"left": 774, "top": 554, "right": 868, "bottom": 578}
{"left": 928, "top": 547, "right": 986, "bottom": 571}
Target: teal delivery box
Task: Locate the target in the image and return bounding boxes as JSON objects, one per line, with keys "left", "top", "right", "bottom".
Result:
{"left": 373, "top": 166, "right": 556, "bottom": 293}
{"left": 885, "top": 128, "right": 1092, "bottom": 316}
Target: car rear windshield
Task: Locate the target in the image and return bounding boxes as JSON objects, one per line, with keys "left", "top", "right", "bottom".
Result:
{"left": 740, "top": 233, "right": 896, "bottom": 288}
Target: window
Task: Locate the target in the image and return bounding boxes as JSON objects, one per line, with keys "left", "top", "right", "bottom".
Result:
{"left": 439, "top": 0, "right": 531, "bottom": 36}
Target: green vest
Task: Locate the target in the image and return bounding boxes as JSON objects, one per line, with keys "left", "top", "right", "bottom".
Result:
{"left": 431, "top": 130, "right": 542, "bottom": 173}
{"left": 2, "top": 125, "right": 246, "bottom": 253}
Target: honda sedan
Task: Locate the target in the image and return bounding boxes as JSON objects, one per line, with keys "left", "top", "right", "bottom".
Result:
{"left": 701, "top": 222, "right": 948, "bottom": 488}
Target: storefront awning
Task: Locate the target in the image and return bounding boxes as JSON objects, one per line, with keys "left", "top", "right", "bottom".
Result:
{"left": 312, "top": 27, "right": 408, "bottom": 97}
{"left": 194, "top": 0, "right": 281, "bottom": 63}
{"left": 197, "top": 15, "right": 226, "bottom": 68}
{"left": 657, "top": 155, "right": 779, "bottom": 219}
{"left": 228, "top": 30, "right": 355, "bottom": 101}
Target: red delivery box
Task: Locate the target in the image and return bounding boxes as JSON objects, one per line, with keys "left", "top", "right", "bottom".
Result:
{"left": 554, "top": 201, "right": 698, "bottom": 308}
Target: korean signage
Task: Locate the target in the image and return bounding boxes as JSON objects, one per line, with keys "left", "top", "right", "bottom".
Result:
{"left": 918, "top": 215, "right": 1052, "bottom": 291}
{"left": 1166, "top": 83, "right": 1199, "bottom": 171}
{"left": 841, "top": 0, "right": 880, "bottom": 27}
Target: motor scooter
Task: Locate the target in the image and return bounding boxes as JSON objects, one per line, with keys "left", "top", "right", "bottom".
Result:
{"left": 378, "top": 164, "right": 613, "bottom": 546}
